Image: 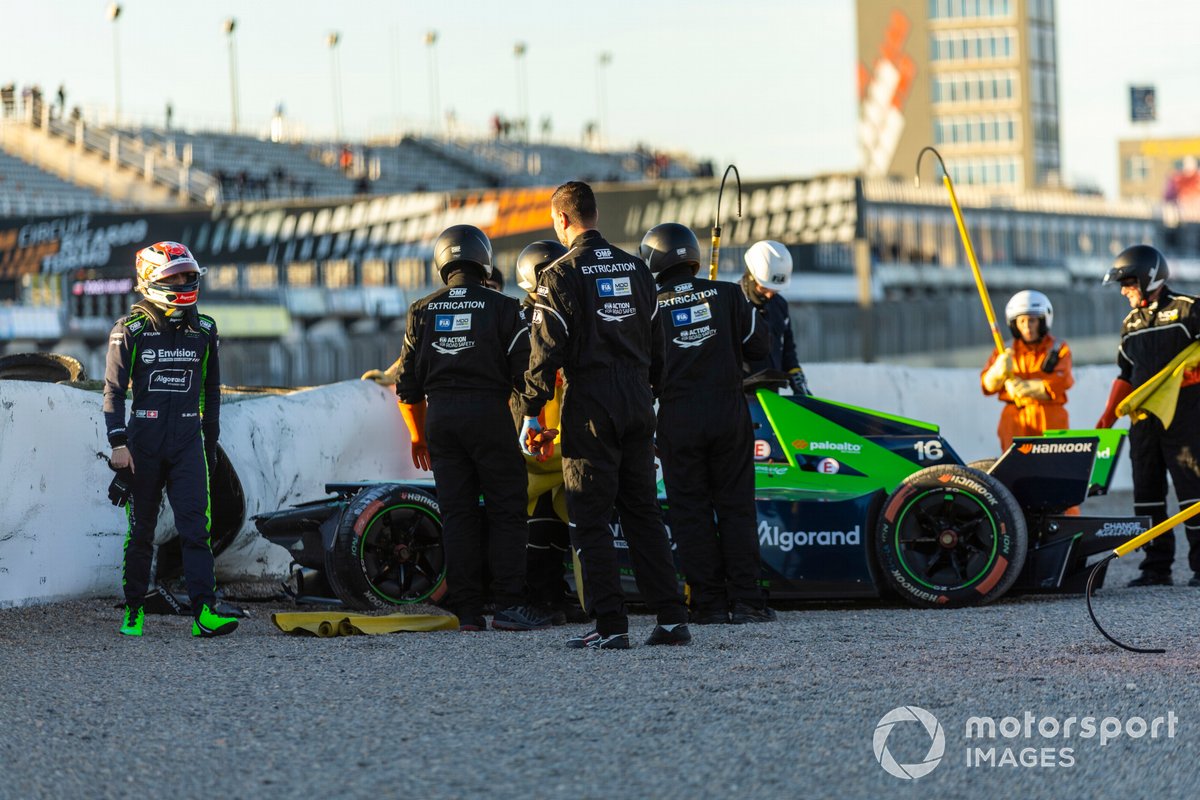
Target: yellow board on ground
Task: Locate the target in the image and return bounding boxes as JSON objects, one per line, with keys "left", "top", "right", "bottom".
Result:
{"left": 272, "top": 611, "right": 458, "bottom": 637}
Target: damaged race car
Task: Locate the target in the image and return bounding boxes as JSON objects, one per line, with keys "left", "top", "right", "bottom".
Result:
{"left": 254, "top": 372, "right": 1146, "bottom": 611}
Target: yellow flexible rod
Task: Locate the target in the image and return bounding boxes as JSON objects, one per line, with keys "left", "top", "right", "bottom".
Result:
{"left": 943, "top": 175, "right": 1005, "bottom": 354}
{"left": 1114, "top": 500, "right": 1200, "bottom": 557}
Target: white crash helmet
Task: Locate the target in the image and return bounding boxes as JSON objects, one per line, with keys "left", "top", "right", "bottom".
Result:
{"left": 135, "top": 241, "right": 205, "bottom": 308}
{"left": 744, "top": 240, "right": 792, "bottom": 291}
{"left": 1005, "top": 289, "right": 1053, "bottom": 340}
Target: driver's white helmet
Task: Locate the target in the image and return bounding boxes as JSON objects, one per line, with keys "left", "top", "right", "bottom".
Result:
{"left": 745, "top": 240, "right": 792, "bottom": 291}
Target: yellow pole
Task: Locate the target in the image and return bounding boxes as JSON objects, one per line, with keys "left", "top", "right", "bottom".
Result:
{"left": 915, "top": 146, "right": 1005, "bottom": 355}
{"left": 710, "top": 164, "right": 740, "bottom": 281}
{"left": 942, "top": 174, "right": 1005, "bottom": 354}
{"left": 709, "top": 230, "right": 720, "bottom": 280}
{"left": 1114, "top": 500, "right": 1200, "bottom": 557}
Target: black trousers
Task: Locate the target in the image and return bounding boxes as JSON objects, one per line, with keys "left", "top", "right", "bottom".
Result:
{"left": 526, "top": 490, "right": 571, "bottom": 606}
{"left": 124, "top": 436, "right": 215, "bottom": 613}
{"left": 1130, "top": 411, "right": 1200, "bottom": 576}
{"left": 427, "top": 392, "right": 529, "bottom": 615}
{"left": 561, "top": 374, "right": 687, "bottom": 636}
{"left": 658, "top": 392, "right": 765, "bottom": 612}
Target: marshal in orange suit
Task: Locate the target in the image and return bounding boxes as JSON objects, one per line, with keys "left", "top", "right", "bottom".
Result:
{"left": 980, "top": 290, "right": 1074, "bottom": 451}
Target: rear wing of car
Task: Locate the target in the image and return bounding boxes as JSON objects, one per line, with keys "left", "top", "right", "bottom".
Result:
{"left": 988, "top": 430, "right": 1127, "bottom": 514}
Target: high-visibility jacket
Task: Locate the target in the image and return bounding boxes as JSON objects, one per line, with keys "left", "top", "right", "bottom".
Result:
{"left": 981, "top": 335, "right": 1073, "bottom": 451}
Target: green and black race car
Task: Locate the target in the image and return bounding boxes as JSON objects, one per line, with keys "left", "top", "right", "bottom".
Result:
{"left": 255, "top": 372, "right": 1145, "bottom": 610}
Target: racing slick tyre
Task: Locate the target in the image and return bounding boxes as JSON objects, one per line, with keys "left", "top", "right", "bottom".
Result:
{"left": 0, "top": 352, "right": 86, "bottom": 383}
{"left": 327, "top": 484, "right": 447, "bottom": 611}
{"left": 875, "top": 464, "right": 1027, "bottom": 608}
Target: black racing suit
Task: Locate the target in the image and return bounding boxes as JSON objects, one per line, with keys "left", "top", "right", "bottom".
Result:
{"left": 396, "top": 272, "right": 532, "bottom": 618}
{"left": 514, "top": 296, "right": 572, "bottom": 608}
{"left": 102, "top": 302, "right": 220, "bottom": 613}
{"left": 656, "top": 266, "right": 770, "bottom": 615}
{"left": 1116, "top": 287, "right": 1200, "bottom": 577}
{"left": 740, "top": 272, "right": 800, "bottom": 375}
{"left": 519, "top": 229, "right": 687, "bottom": 636}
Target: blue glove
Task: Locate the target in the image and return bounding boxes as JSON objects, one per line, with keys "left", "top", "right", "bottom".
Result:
{"left": 519, "top": 416, "right": 543, "bottom": 456}
{"left": 788, "top": 367, "right": 811, "bottom": 397}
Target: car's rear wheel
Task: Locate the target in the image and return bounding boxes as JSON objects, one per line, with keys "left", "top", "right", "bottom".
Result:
{"left": 875, "top": 465, "right": 1026, "bottom": 608}
{"left": 328, "top": 484, "right": 447, "bottom": 611}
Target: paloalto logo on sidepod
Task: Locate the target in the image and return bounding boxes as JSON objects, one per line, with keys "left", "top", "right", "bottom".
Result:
{"left": 793, "top": 439, "right": 862, "bottom": 455}
{"left": 874, "top": 706, "right": 946, "bottom": 780}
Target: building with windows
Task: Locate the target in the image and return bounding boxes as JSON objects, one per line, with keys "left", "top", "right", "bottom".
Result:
{"left": 1119, "top": 136, "right": 1200, "bottom": 214}
{"left": 857, "top": 0, "right": 1062, "bottom": 192}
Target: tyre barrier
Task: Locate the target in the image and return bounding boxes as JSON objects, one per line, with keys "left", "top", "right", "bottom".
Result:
{"left": 0, "top": 352, "right": 86, "bottom": 383}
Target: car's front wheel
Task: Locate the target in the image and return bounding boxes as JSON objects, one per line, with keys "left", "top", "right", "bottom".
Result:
{"left": 327, "top": 485, "right": 447, "bottom": 611}
{"left": 875, "top": 465, "right": 1026, "bottom": 608}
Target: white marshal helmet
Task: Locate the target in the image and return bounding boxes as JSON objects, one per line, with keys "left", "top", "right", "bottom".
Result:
{"left": 744, "top": 240, "right": 792, "bottom": 291}
{"left": 1005, "top": 289, "right": 1053, "bottom": 339}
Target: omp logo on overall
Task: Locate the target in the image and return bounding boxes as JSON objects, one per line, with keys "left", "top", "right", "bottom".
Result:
{"left": 432, "top": 336, "right": 475, "bottom": 355}
{"left": 671, "top": 303, "right": 712, "bottom": 327}
{"left": 596, "top": 277, "right": 632, "bottom": 297}
{"left": 595, "top": 248, "right": 612, "bottom": 259}
{"left": 874, "top": 706, "right": 946, "bottom": 780}
{"left": 759, "top": 522, "right": 860, "bottom": 551}
{"left": 448, "top": 288, "right": 467, "bottom": 297}
{"left": 149, "top": 370, "right": 191, "bottom": 392}
{"left": 1017, "top": 442, "right": 1094, "bottom": 455}
{"left": 435, "top": 314, "right": 472, "bottom": 332}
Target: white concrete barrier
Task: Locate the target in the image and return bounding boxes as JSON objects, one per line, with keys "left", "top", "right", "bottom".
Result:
{"left": 0, "top": 380, "right": 417, "bottom": 607}
{"left": 0, "top": 365, "right": 1132, "bottom": 607}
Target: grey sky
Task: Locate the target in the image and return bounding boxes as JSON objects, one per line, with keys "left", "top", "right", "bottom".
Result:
{"left": 1, "top": 0, "right": 1198, "bottom": 197}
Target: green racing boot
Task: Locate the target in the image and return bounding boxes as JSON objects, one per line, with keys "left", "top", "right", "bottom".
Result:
{"left": 119, "top": 605, "right": 145, "bottom": 637}
{"left": 192, "top": 604, "right": 239, "bottom": 638}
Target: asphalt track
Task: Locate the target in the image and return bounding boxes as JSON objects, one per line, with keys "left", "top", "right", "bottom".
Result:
{"left": 2, "top": 495, "right": 1199, "bottom": 799}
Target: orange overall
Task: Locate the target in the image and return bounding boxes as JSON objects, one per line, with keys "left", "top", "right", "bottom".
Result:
{"left": 981, "top": 335, "right": 1074, "bottom": 452}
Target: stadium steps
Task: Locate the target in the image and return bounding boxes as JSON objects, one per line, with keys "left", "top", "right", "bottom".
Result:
{"left": 127, "top": 128, "right": 358, "bottom": 202}
{"left": 0, "top": 117, "right": 181, "bottom": 211}
{"left": 390, "top": 136, "right": 502, "bottom": 190}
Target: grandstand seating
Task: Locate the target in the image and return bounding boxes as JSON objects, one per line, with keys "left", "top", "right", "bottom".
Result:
{"left": 127, "top": 129, "right": 500, "bottom": 201}
{"left": 124, "top": 128, "right": 701, "bottom": 201}
{"left": 1, "top": 113, "right": 705, "bottom": 215}
{"left": 0, "top": 147, "right": 117, "bottom": 216}
{"left": 414, "top": 136, "right": 701, "bottom": 185}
